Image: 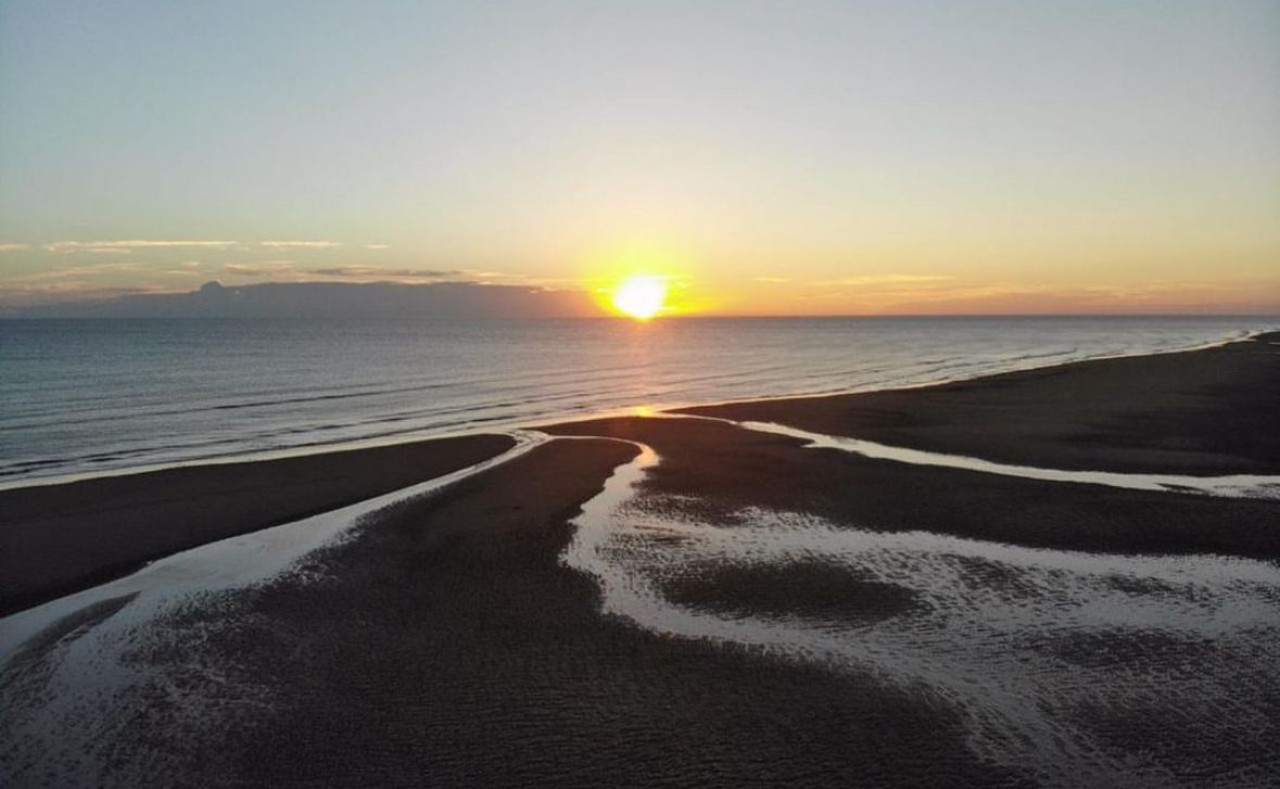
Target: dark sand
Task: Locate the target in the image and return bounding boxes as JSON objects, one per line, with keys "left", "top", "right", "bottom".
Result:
{"left": 547, "top": 415, "right": 1280, "bottom": 561}
{"left": 97, "top": 439, "right": 1028, "bottom": 788}
{"left": 681, "top": 330, "right": 1280, "bottom": 475}
{"left": 3, "top": 334, "right": 1279, "bottom": 787}
{"left": 0, "top": 434, "right": 514, "bottom": 616}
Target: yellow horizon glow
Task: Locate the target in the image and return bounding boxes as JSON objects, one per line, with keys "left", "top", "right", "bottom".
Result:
{"left": 610, "top": 275, "right": 669, "bottom": 320}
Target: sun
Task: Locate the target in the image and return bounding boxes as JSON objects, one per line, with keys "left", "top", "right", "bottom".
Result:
{"left": 611, "top": 275, "right": 668, "bottom": 320}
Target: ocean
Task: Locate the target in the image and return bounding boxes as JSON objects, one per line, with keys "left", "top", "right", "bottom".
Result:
{"left": 1, "top": 315, "right": 1273, "bottom": 486}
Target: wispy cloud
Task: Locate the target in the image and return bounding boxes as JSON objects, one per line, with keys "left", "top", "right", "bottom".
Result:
{"left": 752, "top": 276, "right": 791, "bottom": 283}
{"left": 259, "top": 240, "right": 343, "bottom": 249}
{"left": 310, "top": 266, "right": 465, "bottom": 279}
{"left": 222, "top": 261, "right": 299, "bottom": 275}
{"left": 45, "top": 240, "right": 238, "bottom": 253}
{"left": 217, "top": 263, "right": 472, "bottom": 282}
{"left": 2, "top": 262, "right": 148, "bottom": 283}
{"left": 207, "top": 264, "right": 526, "bottom": 286}
{"left": 829, "top": 278, "right": 1280, "bottom": 315}
{"left": 814, "top": 274, "right": 953, "bottom": 287}
{"left": 0, "top": 243, "right": 29, "bottom": 252}
{"left": 0, "top": 262, "right": 181, "bottom": 308}
{"left": 364, "top": 243, "right": 391, "bottom": 250}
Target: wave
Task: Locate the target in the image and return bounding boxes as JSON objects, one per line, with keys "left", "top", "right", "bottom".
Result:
{"left": 2, "top": 317, "right": 1273, "bottom": 486}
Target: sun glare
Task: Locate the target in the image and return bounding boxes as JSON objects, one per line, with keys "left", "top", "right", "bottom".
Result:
{"left": 611, "top": 275, "right": 668, "bottom": 320}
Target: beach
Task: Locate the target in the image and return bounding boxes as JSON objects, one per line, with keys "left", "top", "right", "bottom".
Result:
{"left": 2, "top": 332, "right": 1278, "bottom": 787}
{"left": 5, "top": 1, "right": 1276, "bottom": 785}
{"left": 680, "top": 330, "right": 1280, "bottom": 475}
{"left": 0, "top": 434, "right": 515, "bottom": 616}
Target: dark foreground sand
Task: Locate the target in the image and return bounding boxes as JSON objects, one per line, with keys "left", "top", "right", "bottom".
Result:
{"left": 2, "top": 334, "right": 1278, "bottom": 787}
{"left": 9, "top": 440, "right": 1028, "bottom": 787}
{"left": 547, "top": 415, "right": 1280, "bottom": 562}
{"left": 681, "top": 330, "right": 1280, "bottom": 475}
{"left": 0, "top": 434, "right": 514, "bottom": 616}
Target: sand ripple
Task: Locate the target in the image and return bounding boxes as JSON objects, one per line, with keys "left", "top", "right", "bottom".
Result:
{"left": 565, "top": 444, "right": 1280, "bottom": 787}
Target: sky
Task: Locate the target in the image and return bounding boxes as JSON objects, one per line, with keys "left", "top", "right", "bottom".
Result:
{"left": 1, "top": 0, "right": 1278, "bottom": 315}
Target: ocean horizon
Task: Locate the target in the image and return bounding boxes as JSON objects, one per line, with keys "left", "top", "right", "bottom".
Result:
{"left": 2, "top": 315, "right": 1273, "bottom": 486}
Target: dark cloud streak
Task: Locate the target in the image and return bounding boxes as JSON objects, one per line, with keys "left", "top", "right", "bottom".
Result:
{"left": 7, "top": 280, "right": 603, "bottom": 319}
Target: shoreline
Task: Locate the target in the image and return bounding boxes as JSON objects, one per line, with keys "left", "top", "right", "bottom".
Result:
{"left": 3, "top": 323, "right": 1270, "bottom": 493}
{"left": 3, "top": 328, "right": 1279, "bottom": 786}
{"left": 0, "top": 433, "right": 515, "bottom": 616}
{"left": 682, "top": 330, "right": 1280, "bottom": 475}
{"left": 2, "top": 330, "right": 1276, "bottom": 618}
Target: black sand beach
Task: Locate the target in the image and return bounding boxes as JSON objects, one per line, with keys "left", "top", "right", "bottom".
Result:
{"left": 103, "top": 438, "right": 1030, "bottom": 788}
{"left": 681, "top": 331, "right": 1280, "bottom": 475}
{"left": 0, "top": 434, "right": 514, "bottom": 616}
{"left": 546, "top": 413, "right": 1280, "bottom": 562}
{"left": 2, "top": 334, "right": 1278, "bottom": 787}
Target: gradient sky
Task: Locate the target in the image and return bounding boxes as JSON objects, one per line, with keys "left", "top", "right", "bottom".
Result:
{"left": 2, "top": 0, "right": 1277, "bottom": 315}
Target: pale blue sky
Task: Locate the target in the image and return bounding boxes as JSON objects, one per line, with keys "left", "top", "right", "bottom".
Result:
{"left": 2, "top": 0, "right": 1277, "bottom": 313}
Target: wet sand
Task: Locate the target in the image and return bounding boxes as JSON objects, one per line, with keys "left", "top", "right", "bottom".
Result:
{"left": 0, "top": 434, "right": 514, "bottom": 616}
{"left": 680, "top": 330, "right": 1280, "bottom": 475}
{"left": 2, "top": 334, "right": 1279, "bottom": 787}
{"left": 546, "top": 416, "right": 1280, "bottom": 561}
{"left": 15, "top": 439, "right": 1024, "bottom": 788}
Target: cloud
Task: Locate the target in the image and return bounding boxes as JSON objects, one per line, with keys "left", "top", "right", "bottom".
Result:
{"left": 2, "top": 262, "right": 147, "bottom": 283}
{"left": 259, "top": 240, "right": 343, "bottom": 249}
{"left": 45, "top": 240, "right": 238, "bottom": 253}
{"left": 843, "top": 278, "right": 1280, "bottom": 315}
{"left": 0, "top": 243, "right": 29, "bottom": 252}
{"left": 364, "top": 243, "right": 391, "bottom": 250}
{"left": 211, "top": 263, "right": 510, "bottom": 285}
{"left": 222, "top": 261, "right": 299, "bottom": 275}
{"left": 0, "top": 265, "right": 179, "bottom": 308}
{"left": 752, "top": 277, "right": 791, "bottom": 283}
{"left": 40, "top": 239, "right": 355, "bottom": 255}
{"left": 814, "top": 274, "right": 954, "bottom": 287}
{"left": 310, "top": 266, "right": 466, "bottom": 280}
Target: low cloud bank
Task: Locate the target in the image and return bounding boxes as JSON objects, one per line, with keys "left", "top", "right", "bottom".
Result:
{"left": 9, "top": 280, "right": 603, "bottom": 319}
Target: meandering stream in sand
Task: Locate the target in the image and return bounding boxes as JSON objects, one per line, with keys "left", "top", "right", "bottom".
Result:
{"left": 563, "top": 421, "right": 1280, "bottom": 788}
{"left": 4, "top": 416, "right": 1279, "bottom": 788}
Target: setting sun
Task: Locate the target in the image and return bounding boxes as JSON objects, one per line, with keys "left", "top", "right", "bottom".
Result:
{"left": 611, "top": 275, "right": 668, "bottom": 320}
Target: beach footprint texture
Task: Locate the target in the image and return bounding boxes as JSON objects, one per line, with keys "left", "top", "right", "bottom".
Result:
{"left": 565, "top": 445, "right": 1280, "bottom": 788}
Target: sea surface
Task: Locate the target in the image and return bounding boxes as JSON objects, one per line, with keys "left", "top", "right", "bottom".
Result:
{"left": 0, "top": 316, "right": 1273, "bottom": 486}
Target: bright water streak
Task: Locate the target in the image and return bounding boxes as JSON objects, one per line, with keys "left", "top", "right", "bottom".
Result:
{"left": 565, "top": 442, "right": 1280, "bottom": 789}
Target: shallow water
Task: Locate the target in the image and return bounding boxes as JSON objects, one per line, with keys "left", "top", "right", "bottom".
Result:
{"left": 3, "top": 423, "right": 1278, "bottom": 786}
{"left": 0, "top": 432, "right": 549, "bottom": 784}
{"left": 736, "top": 419, "right": 1280, "bottom": 498}
{"left": 2, "top": 315, "right": 1271, "bottom": 484}
{"left": 565, "top": 439, "right": 1280, "bottom": 787}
